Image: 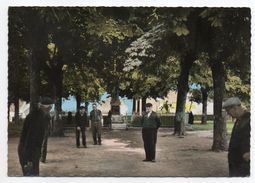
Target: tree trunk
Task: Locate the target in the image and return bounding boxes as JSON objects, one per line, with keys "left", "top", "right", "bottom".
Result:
{"left": 76, "top": 94, "right": 81, "bottom": 111}
{"left": 174, "top": 53, "right": 195, "bottom": 136}
{"left": 211, "top": 60, "right": 227, "bottom": 151}
{"left": 29, "top": 49, "right": 40, "bottom": 112}
{"left": 51, "top": 64, "right": 64, "bottom": 137}
{"left": 8, "top": 101, "right": 11, "bottom": 122}
{"left": 132, "top": 98, "right": 136, "bottom": 113}
{"left": 137, "top": 99, "right": 140, "bottom": 114}
{"left": 201, "top": 87, "right": 208, "bottom": 124}
{"left": 14, "top": 97, "right": 19, "bottom": 124}
{"left": 85, "top": 101, "right": 89, "bottom": 112}
{"left": 141, "top": 97, "right": 147, "bottom": 113}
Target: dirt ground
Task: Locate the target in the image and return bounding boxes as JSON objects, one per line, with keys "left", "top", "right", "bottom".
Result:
{"left": 8, "top": 128, "right": 229, "bottom": 177}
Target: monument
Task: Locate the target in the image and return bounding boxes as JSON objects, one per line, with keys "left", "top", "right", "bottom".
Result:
{"left": 110, "top": 98, "right": 127, "bottom": 129}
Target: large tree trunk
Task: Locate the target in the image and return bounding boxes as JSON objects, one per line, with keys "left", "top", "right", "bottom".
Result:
{"left": 76, "top": 94, "right": 81, "bottom": 111}
{"left": 132, "top": 98, "right": 136, "bottom": 113}
{"left": 51, "top": 64, "right": 64, "bottom": 137}
{"left": 141, "top": 97, "right": 146, "bottom": 113}
{"left": 14, "top": 97, "right": 19, "bottom": 124}
{"left": 8, "top": 100, "right": 11, "bottom": 122}
{"left": 85, "top": 101, "right": 89, "bottom": 112}
{"left": 211, "top": 60, "right": 227, "bottom": 151}
{"left": 174, "top": 53, "right": 195, "bottom": 136}
{"left": 201, "top": 87, "right": 208, "bottom": 124}
{"left": 29, "top": 49, "right": 40, "bottom": 112}
{"left": 137, "top": 99, "right": 140, "bottom": 114}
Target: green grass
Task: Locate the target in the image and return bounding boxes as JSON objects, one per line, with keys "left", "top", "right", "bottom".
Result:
{"left": 192, "top": 120, "right": 234, "bottom": 132}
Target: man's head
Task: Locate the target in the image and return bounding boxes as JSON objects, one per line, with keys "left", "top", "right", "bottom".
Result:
{"left": 92, "top": 103, "right": 97, "bottom": 110}
{"left": 223, "top": 97, "right": 243, "bottom": 118}
{"left": 39, "top": 97, "right": 54, "bottom": 113}
{"left": 79, "top": 106, "right": 85, "bottom": 113}
{"left": 145, "top": 103, "right": 153, "bottom": 113}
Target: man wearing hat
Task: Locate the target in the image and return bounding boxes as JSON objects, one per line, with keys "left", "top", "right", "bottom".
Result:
{"left": 18, "top": 97, "right": 53, "bottom": 176}
{"left": 223, "top": 97, "right": 250, "bottom": 177}
{"left": 90, "top": 103, "right": 103, "bottom": 145}
{"left": 75, "top": 106, "right": 88, "bottom": 148}
{"left": 141, "top": 103, "right": 161, "bottom": 162}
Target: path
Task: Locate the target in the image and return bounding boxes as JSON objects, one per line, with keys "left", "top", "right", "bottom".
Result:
{"left": 8, "top": 128, "right": 228, "bottom": 177}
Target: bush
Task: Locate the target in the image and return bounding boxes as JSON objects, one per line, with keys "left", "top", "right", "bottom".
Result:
{"left": 193, "top": 115, "right": 214, "bottom": 121}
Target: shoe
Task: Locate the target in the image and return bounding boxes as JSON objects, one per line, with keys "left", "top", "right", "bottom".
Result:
{"left": 98, "top": 142, "right": 101, "bottom": 145}
{"left": 83, "top": 145, "right": 87, "bottom": 148}
{"left": 77, "top": 146, "right": 80, "bottom": 148}
{"left": 93, "top": 142, "right": 97, "bottom": 145}
{"left": 151, "top": 159, "right": 156, "bottom": 162}
{"left": 143, "top": 159, "right": 149, "bottom": 162}
{"left": 41, "top": 159, "right": 46, "bottom": 163}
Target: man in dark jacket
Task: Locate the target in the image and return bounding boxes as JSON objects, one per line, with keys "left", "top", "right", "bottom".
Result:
{"left": 90, "top": 103, "right": 103, "bottom": 145}
{"left": 75, "top": 106, "right": 87, "bottom": 148}
{"left": 141, "top": 103, "right": 161, "bottom": 162}
{"left": 18, "top": 97, "right": 53, "bottom": 176}
{"left": 223, "top": 97, "right": 250, "bottom": 177}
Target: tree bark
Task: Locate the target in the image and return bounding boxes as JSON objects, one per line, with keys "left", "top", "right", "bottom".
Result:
{"left": 85, "top": 101, "right": 89, "bottom": 112}
{"left": 14, "top": 97, "right": 19, "bottom": 124}
{"left": 137, "top": 99, "right": 140, "bottom": 114}
{"left": 51, "top": 63, "right": 64, "bottom": 137}
{"left": 8, "top": 101, "right": 11, "bottom": 122}
{"left": 29, "top": 49, "right": 40, "bottom": 112}
{"left": 132, "top": 98, "right": 136, "bottom": 113}
{"left": 211, "top": 60, "right": 227, "bottom": 151}
{"left": 201, "top": 87, "right": 208, "bottom": 124}
{"left": 76, "top": 94, "right": 81, "bottom": 111}
{"left": 174, "top": 52, "right": 195, "bottom": 136}
{"left": 141, "top": 97, "right": 147, "bottom": 113}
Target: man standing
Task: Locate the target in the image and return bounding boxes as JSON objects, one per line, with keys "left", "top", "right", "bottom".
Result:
{"left": 141, "top": 103, "right": 161, "bottom": 162}
{"left": 90, "top": 103, "right": 103, "bottom": 145}
{"left": 75, "top": 106, "right": 87, "bottom": 148}
{"left": 223, "top": 97, "right": 250, "bottom": 177}
{"left": 18, "top": 97, "right": 53, "bottom": 176}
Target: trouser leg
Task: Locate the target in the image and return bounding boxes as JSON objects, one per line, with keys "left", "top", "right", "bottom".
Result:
{"left": 151, "top": 129, "right": 157, "bottom": 160}
{"left": 18, "top": 144, "right": 26, "bottom": 175}
{"left": 81, "top": 128, "right": 86, "bottom": 146}
{"left": 142, "top": 129, "right": 149, "bottom": 160}
{"left": 92, "top": 125, "right": 97, "bottom": 144}
{"left": 41, "top": 136, "right": 48, "bottom": 162}
{"left": 97, "top": 125, "right": 102, "bottom": 144}
{"left": 76, "top": 129, "right": 80, "bottom": 147}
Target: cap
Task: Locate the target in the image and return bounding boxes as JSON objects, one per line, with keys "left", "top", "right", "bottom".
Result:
{"left": 79, "top": 106, "right": 85, "bottom": 109}
{"left": 40, "top": 97, "right": 54, "bottom": 105}
{"left": 222, "top": 97, "right": 241, "bottom": 109}
{"left": 145, "top": 103, "right": 153, "bottom": 107}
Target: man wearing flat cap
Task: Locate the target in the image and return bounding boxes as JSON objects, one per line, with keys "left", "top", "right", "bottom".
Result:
{"left": 18, "top": 97, "right": 53, "bottom": 176}
{"left": 90, "top": 103, "right": 103, "bottom": 145}
{"left": 223, "top": 97, "right": 250, "bottom": 177}
{"left": 75, "top": 106, "right": 88, "bottom": 148}
{"left": 141, "top": 103, "right": 161, "bottom": 162}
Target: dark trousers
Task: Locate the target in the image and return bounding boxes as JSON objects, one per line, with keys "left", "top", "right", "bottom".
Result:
{"left": 76, "top": 127, "right": 86, "bottom": 147}
{"left": 18, "top": 144, "right": 40, "bottom": 176}
{"left": 91, "top": 123, "right": 101, "bottom": 144}
{"left": 228, "top": 154, "right": 250, "bottom": 177}
{"left": 142, "top": 128, "right": 158, "bottom": 160}
{"left": 40, "top": 135, "right": 48, "bottom": 162}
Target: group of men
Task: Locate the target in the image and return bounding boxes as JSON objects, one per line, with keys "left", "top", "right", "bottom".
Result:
{"left": 18, "top": 99, "right": 103, "bottom": 176}
{"left": 18, "top": 97, "right": 250, "bottom": 177}
{"left": 75, "top": 103, "right": 103, "bottom": 148}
